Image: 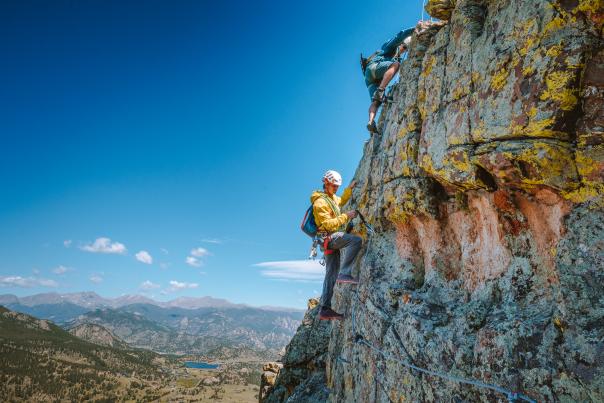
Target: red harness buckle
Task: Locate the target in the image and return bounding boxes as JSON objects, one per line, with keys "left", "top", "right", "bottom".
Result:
{"left": 323, "top": 236, "right": 334, "bottom": 255}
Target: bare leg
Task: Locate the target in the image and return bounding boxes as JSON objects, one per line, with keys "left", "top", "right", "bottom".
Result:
{"left": 379, "top": 62, "right": 400, "bottom": 89}
{"left": 368, "top": 101, "right": 379, "bottom": 125}
{"left": 367, "top": 62, "right": 401, "bottom": 127}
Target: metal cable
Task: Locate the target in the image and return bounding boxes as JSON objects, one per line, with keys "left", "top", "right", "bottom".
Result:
{"left": 357, "top": 338, "right": 535, "bottom": 403}
{"left": 336, "top": 229, "right": 535, "bottom": 403}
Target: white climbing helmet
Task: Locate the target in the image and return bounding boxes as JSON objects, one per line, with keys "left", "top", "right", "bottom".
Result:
{"left": 323, "top": 170, "right": 343, "bottom": 186}
{"left": 403, "top": 36, "right": 412, "bottom": 49}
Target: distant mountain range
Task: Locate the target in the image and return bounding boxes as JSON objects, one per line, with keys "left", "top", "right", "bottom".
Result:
{"left": 65, "top": 304, "right": 301, "bottom": 355}
{"left": 0, "top": 291, "right": 284, "bottom": 310}
{"left": 1, "top": 292, "right": 304, "bottom": 359}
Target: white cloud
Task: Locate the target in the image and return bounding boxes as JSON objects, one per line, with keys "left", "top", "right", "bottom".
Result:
{"left": 135, "top": 250, "right": 153, "bottom": 264}
{"left": 32, "top": 268, "right": 41, "bottom": 275}
{"left": 190, "top": 247, "right": 210, "bottom": 257}
{"left": 140, "top": 280, "right": 160, "bottom": 290}
{"left": 0, "top": 276, "right": 58, "bottom": 288}
{"left": 89, "top": 275, "right": 103, "bottom": 284}
{"left": 201, "top": 238, "right": 223, "bottom": 244}
{"left": 53, "top": 265, "right": 71, "bottom": 275}
{"left": 80, "top": 237, "right": 127, "bottom": 254}
{"left": 186, "top": 256, "right": 202, "bottom": 267}
{"left": 64, "top": 240, "right": 72, "bottom": 248}
{"left": 254, "top": 260, "right": 325, "bottom": 282}
{"left": 168, "top": 280, "right": 198, "bottom": 292}
{"left": 186, "top": 247, "right": 210, "bottom": 268}
{"left": 160, "top": 248, "right": 169, "bottom": 255}
{"left": 38, "top": 278, "right": 59, "bottom": 287}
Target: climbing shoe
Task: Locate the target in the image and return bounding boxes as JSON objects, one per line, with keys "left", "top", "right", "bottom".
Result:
{"left": 367, "top": 121, "right": 378, "bottom": 134}
{"left": 319, "top": 307, "right": 344, "bottom": 321}
{"left": 372, "top": 87, "right": 385, "bottom": 103}
{"left": 336, "top": 274, "right": 359, "bottom": 285}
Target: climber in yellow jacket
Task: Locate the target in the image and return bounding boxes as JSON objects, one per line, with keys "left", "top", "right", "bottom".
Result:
{"left": 311, "top": 170, "right": 363, "bottom": 321}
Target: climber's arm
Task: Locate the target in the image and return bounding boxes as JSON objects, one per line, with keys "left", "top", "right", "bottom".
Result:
{"left": 380, "top": 27, "right": 415, "bottom": 57}
{"left": 339, "top": 182, "right": 356, "bottom": 207}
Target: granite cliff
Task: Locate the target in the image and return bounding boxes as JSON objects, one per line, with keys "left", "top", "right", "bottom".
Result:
{"left": 263, "top": 0, "right": 603, "bottom": 401}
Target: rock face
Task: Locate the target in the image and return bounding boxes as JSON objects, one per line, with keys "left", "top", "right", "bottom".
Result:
{"left": 259, "top": 362, "right": 283, "bottom": 402}
{"left": 261, "top": 299, "right": 330, "bottom": 403}
{"left": 265, "top": 0, "right": 603, "bottom": 401}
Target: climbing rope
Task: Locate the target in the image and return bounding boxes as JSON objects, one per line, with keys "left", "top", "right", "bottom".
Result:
{"left": 422, "top": 0, "right": 426, "bottom": 21}
{"left": 336, "top": 227, "right": 536, "bottom": 403}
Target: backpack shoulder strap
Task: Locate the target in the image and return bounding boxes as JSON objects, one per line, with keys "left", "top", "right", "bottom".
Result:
{"left": 319, "top": 193, "right": 341, "bottom": 216}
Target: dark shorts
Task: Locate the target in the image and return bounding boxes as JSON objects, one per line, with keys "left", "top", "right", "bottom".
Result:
{"left": 365, "top": 60, "right": 395, "bottom": 99}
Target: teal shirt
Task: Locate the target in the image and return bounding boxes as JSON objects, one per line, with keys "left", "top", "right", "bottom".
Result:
{"left": 369, "top": 26, "right": 415, "bottom": 66}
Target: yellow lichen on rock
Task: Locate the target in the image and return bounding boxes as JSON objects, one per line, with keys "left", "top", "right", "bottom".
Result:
{"left": 576, "top": 0, "right": 604, "bottom": 27}
{"left": 396, "top": 137, "right": 418, "bottom": 178}
{"left": 522, "top": 65, "right": 535, "bottom": 76}
{"left": 425, "top": 0, "right": 457, "bottom": 21}
{"left": 471, "top": 71, "right": 481, "bottom": 86}
{"left": 417, "top": 87, "right": 427, "bottom": 120}
{"left": 524, "top": 118, "right": 561, "bottom": 138}
{"left": 515, "top": 142, "right": 577, "bottom": 190}
{"left": 471, "top": 122, "right": 486, "bottom": 143}
{"left": 563, "top": 145, "right": 604, "bottom": 205}
{"left": 451, "top": 85, "right": 470, "bottom": 101}
{"left": 563, "top": 184, "right": 604, "bottom": 206}
{"left": 385, "top": 193, "right": 410, "bottom": 224}
{"left": 422, "top": 56, "right": 437, "bottom": 78}
{"left": 540, "top": 70, "right": 579, "bottom": 111}
{"left": 546, "top": 44, "right": 563, "bottom": 58}
{"left": 444, "top": 149, "right": 472, "bottom": 174}
{"left": 575, "top": 149, "right": 600, "bottom": 178}
{"left": 491, "top": 68, "right": 509, "bottom": 91}
{"left": 510, "top": 116, "right": 565, "bottom": 139}
{"left": 543, "top": 16, "right": 568, "bottom": 36}
{"left": 519, "top": 34, "right": 538, "bottom": 57}
{"left": 420, "top": 149, "right": 486, "bottom": 191}
{"left": 577, "top": 0, "right": 603, "bottom": 14}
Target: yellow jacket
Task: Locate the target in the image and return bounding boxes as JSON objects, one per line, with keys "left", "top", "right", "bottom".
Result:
{"left": 310, "top": 187, "right": 352, "bottom": 234}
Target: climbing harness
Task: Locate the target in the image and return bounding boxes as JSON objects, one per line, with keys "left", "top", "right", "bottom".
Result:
{"left": 335, "top": 225, "right": 536, "bottom": 403}
{"left": 308, "top": 237, "right": 319, "bottom": 260}
{"left": 303, "top": 193, "right": 343, "bottom": 259}
{"left": 322, "top": 234, "right": 334, "bottom": 256}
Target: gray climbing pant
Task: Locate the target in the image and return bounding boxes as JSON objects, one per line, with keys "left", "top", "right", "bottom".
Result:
{"left": 320, "top": 232, "right": 363, "bottom": 309}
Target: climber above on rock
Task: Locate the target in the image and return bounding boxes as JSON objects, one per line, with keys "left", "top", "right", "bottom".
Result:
{"left": 311, "top": 170, "right": 362, "bottom": 321}
{"left": 362, "top": 21, "right": 431, "bottom": 134}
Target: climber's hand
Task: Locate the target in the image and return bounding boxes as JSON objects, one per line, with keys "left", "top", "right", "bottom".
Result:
{"left": 346, "top": 210, "right": 358, "bottom": 219}
{"left": 416, "top": 20, "right": 430, "bottom": 32}
{"left": 349, "top": 180, "right": 357, "bottom": 189}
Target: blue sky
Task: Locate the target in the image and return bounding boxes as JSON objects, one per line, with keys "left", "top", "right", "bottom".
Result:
{"left": 0, "top": 0, "right": 424, "bottom": 308}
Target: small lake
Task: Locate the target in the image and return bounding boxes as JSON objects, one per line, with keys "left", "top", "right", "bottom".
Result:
{"left": 184, "top": 361, "right": 220, "bottom": 369}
